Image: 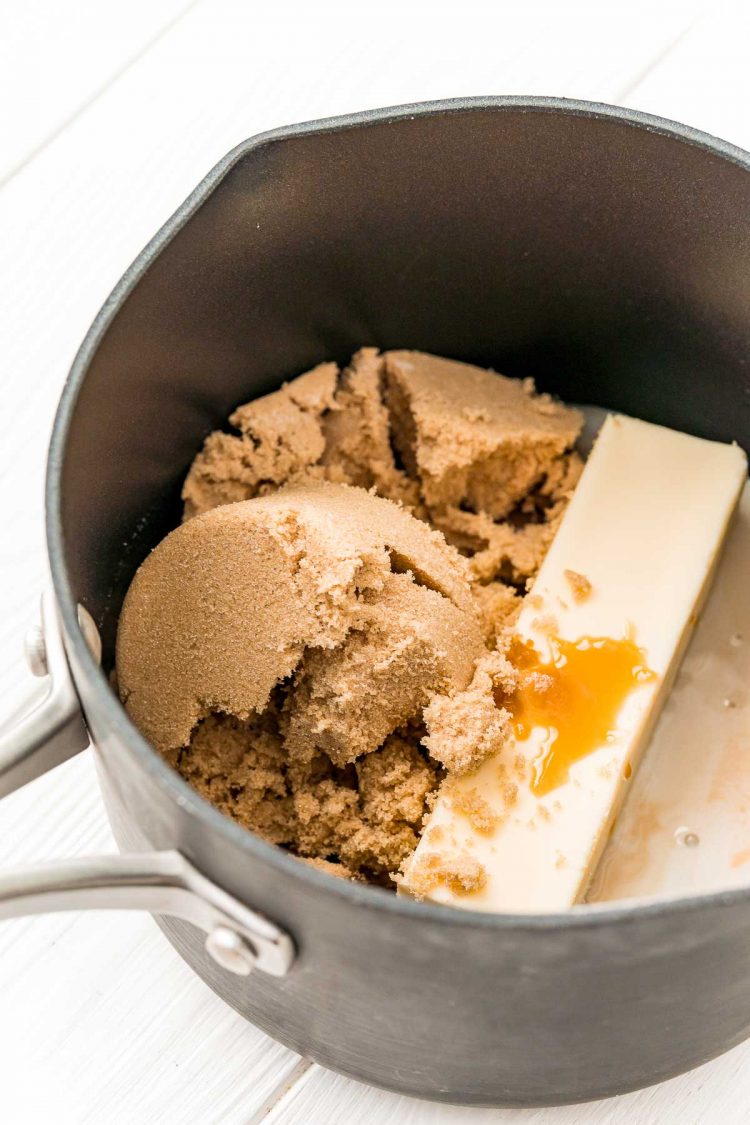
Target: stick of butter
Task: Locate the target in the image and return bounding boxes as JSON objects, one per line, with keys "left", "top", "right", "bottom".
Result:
{"left": 401, "top": 414, "right": 747, "bottom": 912}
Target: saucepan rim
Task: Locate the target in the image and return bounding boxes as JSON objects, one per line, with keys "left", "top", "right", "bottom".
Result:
{"left": 46, "top": 94, "right": 750, "bottom": 933}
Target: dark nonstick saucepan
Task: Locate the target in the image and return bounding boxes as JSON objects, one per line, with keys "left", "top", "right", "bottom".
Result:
{"left": 0, "top": 97, "right": 749, "bottom": 1108}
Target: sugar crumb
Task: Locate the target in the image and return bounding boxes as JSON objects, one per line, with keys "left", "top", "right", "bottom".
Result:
{"left": 564, "top": 569, "right": 592, "bottom": 603}
{"left": 448, "top": 785, "right": 500, "bottom": 834}
{"left": 531, "top": 614, "right": 558, "bottom": 635}
{"left": 401, "top": 851, "right": 488, "bottom": 898}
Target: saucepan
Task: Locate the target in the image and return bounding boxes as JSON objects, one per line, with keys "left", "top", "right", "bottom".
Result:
{"left": 1, "top": 97, "right": 749, "bottom": 1108}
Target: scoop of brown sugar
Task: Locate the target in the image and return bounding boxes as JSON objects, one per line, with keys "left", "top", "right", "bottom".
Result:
{"left": 116, "top": 481, "right": 483, "bottom": 758}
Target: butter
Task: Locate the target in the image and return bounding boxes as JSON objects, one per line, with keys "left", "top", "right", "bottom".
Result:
{"left": 589, "top": 480, "right": 750, "bottom": 904}
{"left": 401, "top": 414, "right": 747, "bottom": 912}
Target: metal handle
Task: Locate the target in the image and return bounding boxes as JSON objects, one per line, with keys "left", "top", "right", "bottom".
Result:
{"left": 0, "top": 850, "right": 293, "bottom": 976}
{"left": 0, "top": 591, "right": 90, "bottom": 798}
{"left": 0, "top": 592, "right": 294, "bottom": 978}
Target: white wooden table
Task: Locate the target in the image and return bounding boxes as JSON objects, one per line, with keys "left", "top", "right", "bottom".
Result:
{"left": 1, "top": 2, "right": 749, "bottom": 1121}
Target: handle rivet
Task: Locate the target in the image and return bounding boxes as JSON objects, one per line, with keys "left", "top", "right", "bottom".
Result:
{"left": 205, "top": 925, "right": 257, "bottom": 975}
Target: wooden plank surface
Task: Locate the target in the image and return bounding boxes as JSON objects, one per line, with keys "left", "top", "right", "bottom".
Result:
{"left": 0, "top": 1, "right": 748, "bottom": 1121}
{"left": 0, "top": 0, "right": 195, "bottom": 185}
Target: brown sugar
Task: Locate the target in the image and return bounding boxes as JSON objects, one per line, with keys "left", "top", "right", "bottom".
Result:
{"left": 321, "top": 347, "right": 421, "bottom": 509}
{"left": 176, "top": 710, "right": 440, "bottom": 881}
{"left": 427, "top": 449, "right": 582, "bottom": 585}
{"left": 183, "top": 362, "right": 337, "bottom": 518}
{"left": 181, "top": 349, "right": 581, "bottom": 591}
{"left": 564, "top": 568, "right": 593, "bottom": 602}
{"left": 384, "top": 350, "right": 582, "bottom": 519}
{"left": 422, "top": 650, "right": 517, "bottom": 774}
{"left": 283, "top": 572, "right": 483, "bottom": 767}
{"left": 118, "top": 348, "right": 585, "bottom": 887}
{"left": 447, "top": 786, "right": 500, "bottom": 834}
{"left": 397, "top": 850, "right": 488, "bottom": 898}
{"left": 298, "top": 856, "right": 360, "bottom": 881}
{"left": 117, "top": 481, "right": 478, "bottom": 755}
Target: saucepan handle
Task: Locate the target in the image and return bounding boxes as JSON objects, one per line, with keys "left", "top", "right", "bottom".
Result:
{"left": 0, "top": 592, "right": 294, "bottom": 978}
{"left": 0, "top": 590, "right": 90, "bottom": 798}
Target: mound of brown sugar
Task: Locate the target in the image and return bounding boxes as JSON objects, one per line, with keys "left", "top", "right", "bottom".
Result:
{"left": 120, "top": 349, "right": 583, "bottom": 885}
{"left": 283, "top": 571, "right": 483, "bottom": 768}
{"left": 117, "top": 481, "right": 481, "bottom": 754}
{"left": 384, "top": 351, "right": 580, "bottom": 519}
{"left": 183, "top": 348, "right": 582, "bottom": 590}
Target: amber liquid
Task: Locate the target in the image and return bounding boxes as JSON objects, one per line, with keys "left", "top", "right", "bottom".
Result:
{"left": 496, "top": 636, "right": 656, "bottom": 796}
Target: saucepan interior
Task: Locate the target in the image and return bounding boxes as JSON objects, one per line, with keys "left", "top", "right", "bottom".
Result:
{"left": 52, "top": 98, "right": 750, "bottom": 674}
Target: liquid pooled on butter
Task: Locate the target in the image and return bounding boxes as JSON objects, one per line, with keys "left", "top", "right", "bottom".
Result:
{"left": 496, "top": 636, "right": 656, "bottom": 796}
